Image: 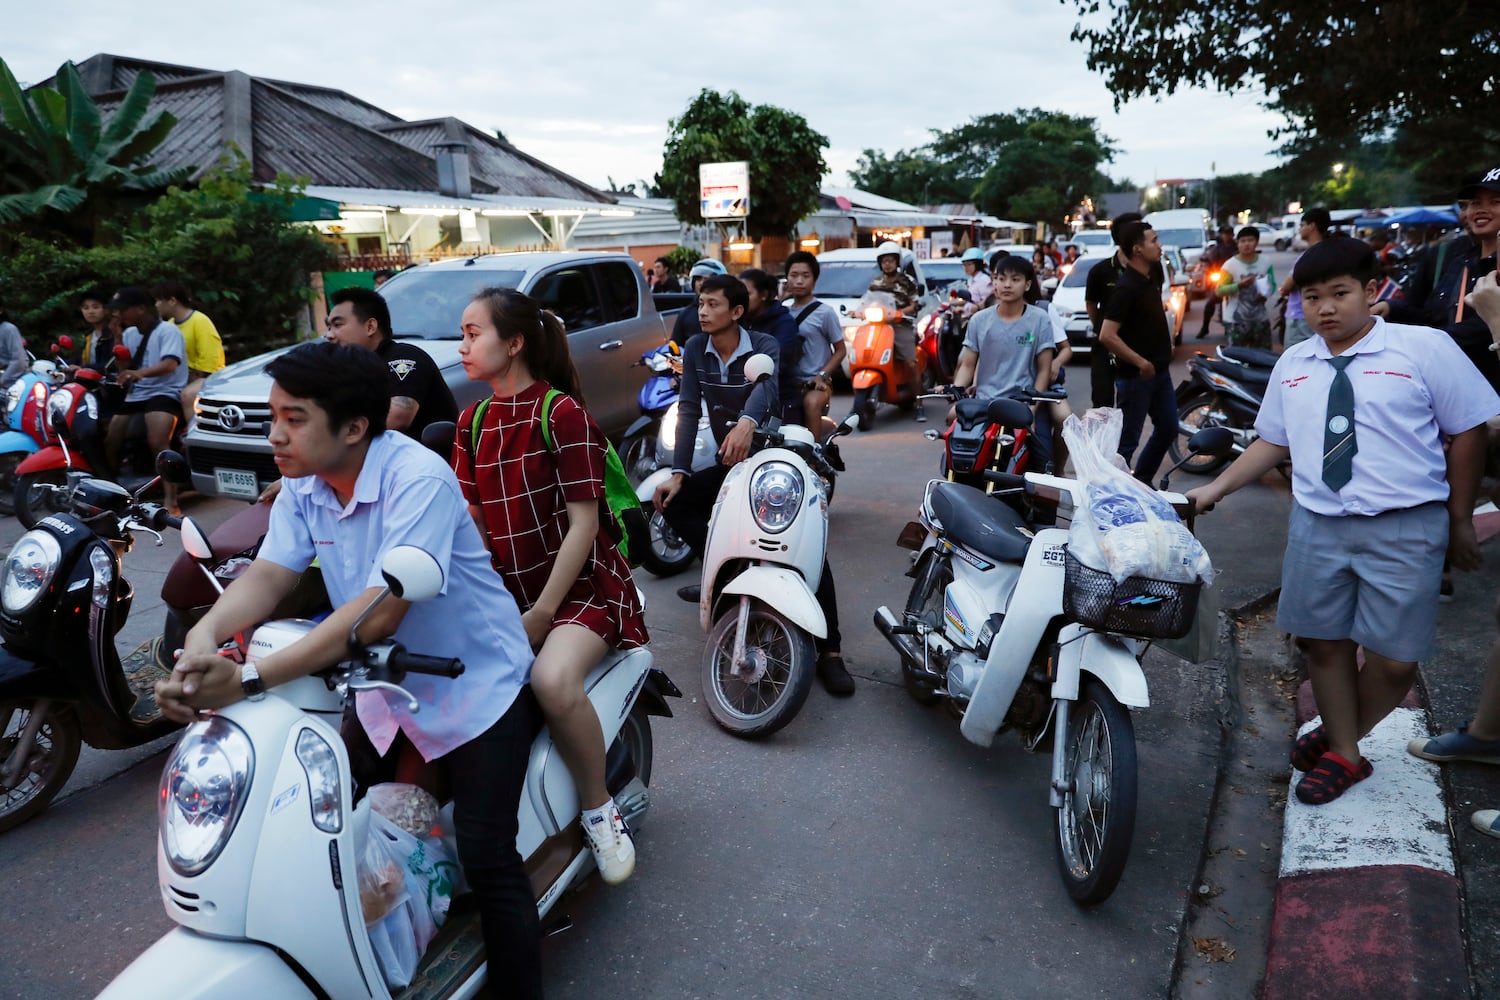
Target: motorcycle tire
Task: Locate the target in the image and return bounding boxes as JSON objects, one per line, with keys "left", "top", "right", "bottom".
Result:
{"left": 621, "top": 430, "right": 658, "bottom": 489}
{"left": 14, "top": 469, "right": 70, "bottom": 530}
{"left": 0, "top": 451, "right": 26, "bottom": 516}
{"left": 642, "top": 509, "right": 694, "bottom": 578}
{"left": 900, "top": 553, "right": 948, "bottom": 705}
{"left": 608, "top": 703, "right": 654, "bottom": 832}
{"left": 851, "top": 386, "right": 877, "bottom": 431}
{"left": 0, "top": 701, "right": 82, "bottom": 833}
{"left": 1167, "top": 392, "right": 1234, "bottom": 476}
{"left": 1052, "top": 679, "right": 1138, "bottom": 906}
{"left": 701, "top": 598, "right": 815, "bottom": 739}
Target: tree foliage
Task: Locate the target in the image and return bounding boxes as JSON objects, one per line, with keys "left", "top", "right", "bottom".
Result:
{"left": 1062, "top": 0, "right": 1500, "bottom": 200}
{"left": 0, "top": 155, "right": 334, "bottom": 357}
{"left": 0, "top": 58, "right": 189, "bottom": 244}
{"left": 848, "top": 110, "right": 1117, "bottom": 229}
{"left": 656, "top": 89, "right": 828, "bottom": 241}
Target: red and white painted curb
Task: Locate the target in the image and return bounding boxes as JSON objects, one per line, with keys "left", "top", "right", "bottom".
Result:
{"left": 1262, "top": 689, "right": 1466, "bottom": 999}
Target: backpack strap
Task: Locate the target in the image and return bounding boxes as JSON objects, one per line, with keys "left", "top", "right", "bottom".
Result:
{"left": 463, "top": 397, "right": 491, "bottom": 467}
{"left": 538, "top": 388, "right": 563, "bottom": 454}
{"left": 793, "top": 302, "right": 820, "bottom": 327}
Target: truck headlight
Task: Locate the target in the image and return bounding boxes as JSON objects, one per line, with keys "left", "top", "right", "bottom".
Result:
{"left": 160, "top": 716, "right": 254, "bottom": 876}
{"left": 749, "top": 461, "right": 802, "bottom": 533}
{"left": 2, "top": 532, "right": 61, "bottom": 614}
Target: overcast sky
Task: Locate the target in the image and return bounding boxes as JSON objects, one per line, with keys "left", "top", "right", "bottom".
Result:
{"left": 10, "top": 1, "right": 1289, "bottom": 199}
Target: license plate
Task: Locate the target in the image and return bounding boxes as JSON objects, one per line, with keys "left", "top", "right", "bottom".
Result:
{"left": 215, "top": 468, "right": 260, "bottom": 500}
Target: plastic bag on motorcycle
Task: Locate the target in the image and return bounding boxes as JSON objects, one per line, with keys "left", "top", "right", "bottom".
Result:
{"left": 1060, "top": 409, "right": 1214, "bottom": 586}
{"left": 357, "top": 784, "right": 462, "bottom": 989}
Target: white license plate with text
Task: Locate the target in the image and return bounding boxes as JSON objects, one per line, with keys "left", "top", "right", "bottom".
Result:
{"left": 215, "top": 468, "right": 260, "bottom": 499}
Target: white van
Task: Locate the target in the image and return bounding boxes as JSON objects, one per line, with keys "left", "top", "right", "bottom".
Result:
{"left": 1143, "top": 208, "right": 1212, "bottom": 267}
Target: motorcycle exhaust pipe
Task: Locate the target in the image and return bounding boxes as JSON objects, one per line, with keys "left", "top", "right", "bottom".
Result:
{"left": 874, "top": 606, "right": 933, "bottom": 677}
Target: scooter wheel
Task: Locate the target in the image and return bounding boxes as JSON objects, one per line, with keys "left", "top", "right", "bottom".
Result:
{"left": 0, "top": 701, "right": 82, "bottom": 833}
{"left": 642, "top": 509, "right": 694, "bottom": 578}
{"left": 620, "top": 430, "right": 658, "bottom": 489}
{"left": 851, "top": 387, "right": 877, "bottom": 431}
{"left": 701, "top": 599, "right": 815, "bottom": 739}
{"left": 13, "top": 470, "right": 69, "bottom": 530}
{"left": 900, "top": 553, "right": 948, "bottom": 705}
{"left": 1167, "top": 393, "right": 1233, "bottom": 476}
{"left": 0, "top": 452, "right": 26, "bottom": 516}
{"left": 1053, "top": 680, "right": 1138, "bottom": 906}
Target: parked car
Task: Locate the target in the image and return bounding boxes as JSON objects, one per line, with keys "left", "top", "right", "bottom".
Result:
{"left": 1047, "top": 256, "right": 1104, "bottom": 357}
{"left": 916, "top": 257, "right": 969, "bottom": 295}
{"left": 817, "top": 246, "right": 944, "bottom": 379}
{"left": 1161, "top": 245, "right": 1189, "bottom": 346}
{"left": 1064, "top": 229, "right": 1115, "bottom": 257}
{"left": 1143, "top": 208, "right": 1211, "bottom": 268}
{"left": 183, "top": 252, "right": 674, "bottom": 498}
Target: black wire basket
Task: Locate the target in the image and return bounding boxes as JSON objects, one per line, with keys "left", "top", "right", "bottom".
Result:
{"left": 1063, "top": 552, "right": 1202, "bottom": 640}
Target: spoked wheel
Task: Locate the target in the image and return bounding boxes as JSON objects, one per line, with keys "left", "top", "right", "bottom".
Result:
{"left": 642, "top": 509, "right": 694, "bottom": 578}
{"left": 851, "top": 386, "right": 877, "bottom": 431}
{"left": 0, "top": 451, "right": 26, "bottom": 516}
{"left": 0, "top": 701, "right": 83, "bottom": 833}
{"left": 621, "top": 431, "right": 658, "bottom": 488}
{"left": 899, "top": 554, "right": 948, "bottom": 705}
{"left": 14, "top": 470, "right": 69, "bottom": 530}
{"left": 1053, "top": 680, "right": 1138, "bottom": 906}
{"left": 1167, "top": 393, "right": 1233, "bottom": 475}
{"left": 702, "top": 598, "right": 815, "bottom": 738}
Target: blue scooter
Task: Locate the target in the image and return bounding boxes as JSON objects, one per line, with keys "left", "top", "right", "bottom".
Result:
{"left": 0, "top": 356, "right": 60, "bottom": 516}
{"left": 621, "top": 341, "right": 682, "bottom": 486}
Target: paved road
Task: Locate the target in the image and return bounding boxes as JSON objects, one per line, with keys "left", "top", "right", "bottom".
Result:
{"left": 1, "top": 285, "right": 1296, "bottom": 998}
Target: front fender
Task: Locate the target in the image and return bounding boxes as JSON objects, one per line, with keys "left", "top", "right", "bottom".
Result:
{"left": 623, "top": 414, "right": 657, "bottom": 439}
{"left": 713, "top": 564, "right": 826, "bottom": 639}
{"left": 851, "top": 369, "right": 884, "bottom": 391}
{"left": 16, "top": 446, "right": 83, "bottom": 476}
{"left": 0, "top": 645, "right": 69, "bottom": 701}
{"left": 98, "top": 928, "right": 316, "bottom": 1000}
{"left": 0, "top": 431, "right": 38, "bottom": 455}
{"left": 636, "top": 466, "right": 675, "bottom": 504}
{"left": 1050, "top": 623, "right": 1150, "bottom": 709}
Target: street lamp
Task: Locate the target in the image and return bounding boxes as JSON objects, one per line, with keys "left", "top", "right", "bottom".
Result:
{"left": 1332, "top": 162, "right": 1345, "bottom": 177}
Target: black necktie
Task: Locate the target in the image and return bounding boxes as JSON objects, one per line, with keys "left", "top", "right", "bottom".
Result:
{"left": 1322, "top": 355, "right": 1357, "bottom": 491}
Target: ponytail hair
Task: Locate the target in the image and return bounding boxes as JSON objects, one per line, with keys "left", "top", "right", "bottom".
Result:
{"left": 470, "top": 286, "right": 586, "bottom": 404}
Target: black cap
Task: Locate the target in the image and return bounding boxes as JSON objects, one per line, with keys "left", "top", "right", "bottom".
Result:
{"left": 1459, "top": 168, "right": 1500, "bottom": 199}
{"left": 107, "top": 286, "right": 153, "bottom": 310}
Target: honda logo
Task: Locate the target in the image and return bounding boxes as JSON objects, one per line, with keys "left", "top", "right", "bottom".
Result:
{"left": 218, "top": 404, "right": 245, "bottom": 432}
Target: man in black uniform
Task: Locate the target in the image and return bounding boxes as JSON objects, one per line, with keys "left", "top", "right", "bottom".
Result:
{"left": 1084, "top": 212, "right": 1167, "bottom": 409}
{"left": 325, "top": 286, "right": 457, "bottom": 440}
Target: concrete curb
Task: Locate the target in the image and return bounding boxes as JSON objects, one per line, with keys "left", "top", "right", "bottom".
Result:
{"left": 1261, "top": 680, "right": 1466, "bottom": 999}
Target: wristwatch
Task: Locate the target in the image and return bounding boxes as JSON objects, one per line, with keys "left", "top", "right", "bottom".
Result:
{"left": 241, "top": 662, "right": 267, "bottom": 702}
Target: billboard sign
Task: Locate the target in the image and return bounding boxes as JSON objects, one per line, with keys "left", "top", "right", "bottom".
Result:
{"left": 700, "top": 161, "right": 750, "bottom": 220}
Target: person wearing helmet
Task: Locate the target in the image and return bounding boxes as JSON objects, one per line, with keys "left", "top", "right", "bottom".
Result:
{"left": 960, "top": 247, "right": 991, "bottom": 318}
{"left": 672, "top": 258, "right": 731, "bottom": 343}
{"left": 866, "top": 242, "right": 923, "bottom": 420}
{"left": 688, "top": 258, "right": 728, "bottom": 293}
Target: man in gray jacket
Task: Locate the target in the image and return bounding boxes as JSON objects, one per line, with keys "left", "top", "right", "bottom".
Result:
{"left": 0, "top": 296, "right": 29, "bottom": 393}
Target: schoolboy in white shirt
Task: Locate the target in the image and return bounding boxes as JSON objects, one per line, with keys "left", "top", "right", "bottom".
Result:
{"left": 1188, "top": 238, "right": 1500, "bottom": 805}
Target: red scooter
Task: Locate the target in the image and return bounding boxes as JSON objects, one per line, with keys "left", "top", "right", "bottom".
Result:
{"left": 919, "top": 384, "right": 1068, "bottom": 517}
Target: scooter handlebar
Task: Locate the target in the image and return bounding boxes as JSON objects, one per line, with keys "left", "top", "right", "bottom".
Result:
{"left": 390, "top": 650, "right": 465, "bottom": 678}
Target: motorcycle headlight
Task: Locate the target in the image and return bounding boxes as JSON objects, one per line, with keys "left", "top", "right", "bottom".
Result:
{"left": 4, "top": 379, "right": 24, "bottom": 419}
{"left": 659, "top": 401, "right": 679, "bottom": 447}
{"left": 749, "top": 461, "right": 803, "bottom": 534}
{"left": 296, "top": 728, "right": 343, "bottom": 834}
{"left": 88, "top": 546, "right": 113, "bottom": 608}
{"left": 2, "top": 532, "right": 62, "bottom": 614}
{"left": 160, "top": 716, "right": 255, "bottom": 876}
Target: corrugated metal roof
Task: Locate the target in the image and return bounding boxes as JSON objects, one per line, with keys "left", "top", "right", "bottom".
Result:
{"left": 95, "top": 79, "right": 225, "bottom": 179}
{"left": 379, "top": 119, "right": 609, "bottom": 203}
{"left": 260, "top": 81, "right": 401, "bottom": 129}
{"left": 302, "top": 185, "right": 628, "bottom": 215}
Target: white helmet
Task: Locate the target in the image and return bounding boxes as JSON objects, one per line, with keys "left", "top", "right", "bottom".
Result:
{"left": 875, "top": 241, "right": 903, "bottom": 260}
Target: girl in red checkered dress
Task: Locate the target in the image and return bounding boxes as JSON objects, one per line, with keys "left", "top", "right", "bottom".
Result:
{"left": 452, "top": 287, "right": 648, "bottom": 885}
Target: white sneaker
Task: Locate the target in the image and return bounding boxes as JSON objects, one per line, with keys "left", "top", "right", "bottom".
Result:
{"left": 582, "top": 804, "right": 635, "bottom": 885}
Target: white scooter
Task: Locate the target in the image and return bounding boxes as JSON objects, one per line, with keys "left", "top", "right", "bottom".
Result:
{"left": 635, "top": 400, "right": 717, "bottom": 578}
{"left": 685, "top": 354, "right": 857, "bottom": 739}
{"left": 102, "top": 528, "right": 680, "bottom": 1000}
{"left": 873, "top": 425, "right": 1232, "bottom": 905}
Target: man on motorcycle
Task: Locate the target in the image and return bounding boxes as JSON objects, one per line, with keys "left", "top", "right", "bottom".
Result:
{"left": 653, "top": 274, "right": 855, "bottom": 694}
{"left": 669, "top": 258, "right": 731, "bottom": 343}
{"left": 867, "top": 241, "right": 924, "bottom": 420}
{"left": 155, "top": 340, "right": 545, "bottom": 997}
{"left": 103, "top": 286, "right": 188, "bottom": 513}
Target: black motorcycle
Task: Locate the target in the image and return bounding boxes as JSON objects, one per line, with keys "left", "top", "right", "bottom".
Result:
{"left": 0, "top": 455, "right": 187, "bottom": 832}
{"left": 1170, "top": 345, "right": 1286, "bottom": 475}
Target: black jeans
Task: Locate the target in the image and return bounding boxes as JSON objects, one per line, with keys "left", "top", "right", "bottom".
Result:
{"left": 1089, "top": 342, "right": 1115, "bottom": 409}
{"left": 346, "top": 689, "right": 544, "bottom": 999}
{"left": 1114, "top": 370, "right": 1179, "bottom": 485}
{"left": 664, "top": 463, "right": 842, "bottom": 651}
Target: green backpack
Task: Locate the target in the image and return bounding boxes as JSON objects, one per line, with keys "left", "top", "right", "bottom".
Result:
{"left": 466, "top": 390, "right": 648, "bottom": 567}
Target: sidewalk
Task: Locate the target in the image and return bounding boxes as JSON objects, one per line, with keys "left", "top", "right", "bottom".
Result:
{"left": 1260, "top": 505, "right": 1500, "bottom": 1000}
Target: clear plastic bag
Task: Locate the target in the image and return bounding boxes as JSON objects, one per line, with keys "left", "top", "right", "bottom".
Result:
{"left": 357, "top": 793, "right": 462, "bottom": 989}
{"left": 1061, "top": 409, "right": 1214, "bottom": 585}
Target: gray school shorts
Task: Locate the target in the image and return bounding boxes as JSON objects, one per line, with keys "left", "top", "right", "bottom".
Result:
{"left": 1277, "top": 501, "right": 1448, "bottom": 662}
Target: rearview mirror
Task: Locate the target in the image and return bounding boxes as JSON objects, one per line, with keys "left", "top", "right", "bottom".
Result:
{"left": 380, "top": 545, "right": 445, "bottom": 602}
{"left": 1186, "top": 426, "right": 1235, "bottom": 457}
{"left": 155, "top": 449, "right": 192, "bottom": 486}
{"left": 180, "top": 517, "right": 213, "bottom": 561}
{"left": 420, "top": 421, "right": 456, "bottom": 458}
{"left": 743, "top": 353, "right": 775, "bottom": 384}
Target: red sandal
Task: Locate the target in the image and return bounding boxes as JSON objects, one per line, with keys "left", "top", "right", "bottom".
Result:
{"left": 1291, "top": 724, "right": 1329, "bottom": 772}
{"left": 1294, "top": 752, "right": 1373, "bottom": 805}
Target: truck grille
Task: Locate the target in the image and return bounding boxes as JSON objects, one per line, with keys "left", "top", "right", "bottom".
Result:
{"left": 187, "top": 445, "right": 280, "bottom": 483}
{"left": 196, "top": 398, "right": 272, "bottom": 438}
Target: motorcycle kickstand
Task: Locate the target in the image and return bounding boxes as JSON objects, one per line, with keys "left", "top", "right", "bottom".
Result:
{"left": 1048, "top": 699, "right": 1072, "bottom": 808}
{"left": 1, "top": 698, "right": 52, "bottom": 788}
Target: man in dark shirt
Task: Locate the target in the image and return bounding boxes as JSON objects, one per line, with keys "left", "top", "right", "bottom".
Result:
{"left": 1086, "top": 212, "right": 1167, "bottom": 409}
{"left": 1098, "top": 221, "right": 1178, "bottom": 483}
{"left": 325, "top": 286, "right": 457, "bottom": 440}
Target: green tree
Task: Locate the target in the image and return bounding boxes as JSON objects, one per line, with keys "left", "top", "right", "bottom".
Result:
{"left": 656, "top": 89, "right": 828, "bottom": 241}
{"left": 0, "top": 58, "right": 188, "bottom": 246}
{"left": 846, "top": 148, "right": 961, "bottom": 206}
{"left": 1062, "top": 0, "right": 1500, "bottom": 200}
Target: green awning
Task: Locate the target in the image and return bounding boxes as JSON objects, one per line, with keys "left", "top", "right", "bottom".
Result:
{"left": 250, "top": 192, "right": 342, "bottom": 222}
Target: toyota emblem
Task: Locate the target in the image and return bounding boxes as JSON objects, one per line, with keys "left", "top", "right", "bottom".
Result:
{"left": 218, "top": 404, "right": 245, "bottom": 432}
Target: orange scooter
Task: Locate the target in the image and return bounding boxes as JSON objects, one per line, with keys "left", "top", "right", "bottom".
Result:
{"left": 846, "top": 292, "right": 927, "bottom": 430}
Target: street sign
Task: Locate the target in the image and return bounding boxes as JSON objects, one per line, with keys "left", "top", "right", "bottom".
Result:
{"left": 700, "top": 161, "right": 750, "bottom": 220}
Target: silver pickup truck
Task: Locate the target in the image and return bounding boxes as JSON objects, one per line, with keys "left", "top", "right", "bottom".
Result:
{"left": 183, "top": 251, "right": 677, "bottom": 499}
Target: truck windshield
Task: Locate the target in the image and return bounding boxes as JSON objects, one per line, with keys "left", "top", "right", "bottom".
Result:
{"left": 382, "top": 269, "right": 527, "bottom": 339}
{"left": 815, "top": 262, "right": 885, "bottom": 297}
{"left": 1152, "top": 229, "right": 1204, "bottom": 250}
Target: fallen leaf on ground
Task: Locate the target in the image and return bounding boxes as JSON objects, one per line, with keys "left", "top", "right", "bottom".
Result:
{"left": 1193, "top": 937, "right": 1237, "bottom": 963}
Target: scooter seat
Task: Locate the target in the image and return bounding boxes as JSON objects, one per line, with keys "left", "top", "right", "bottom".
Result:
{"left": 1202, "top": 357, "right": 1271, "bottom": 388}
{"left": 929, "top": 481, "right": 1033, "bottom": 564}
{"left": 1219, "top": 345, "right": 1280, "bottom": 369}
